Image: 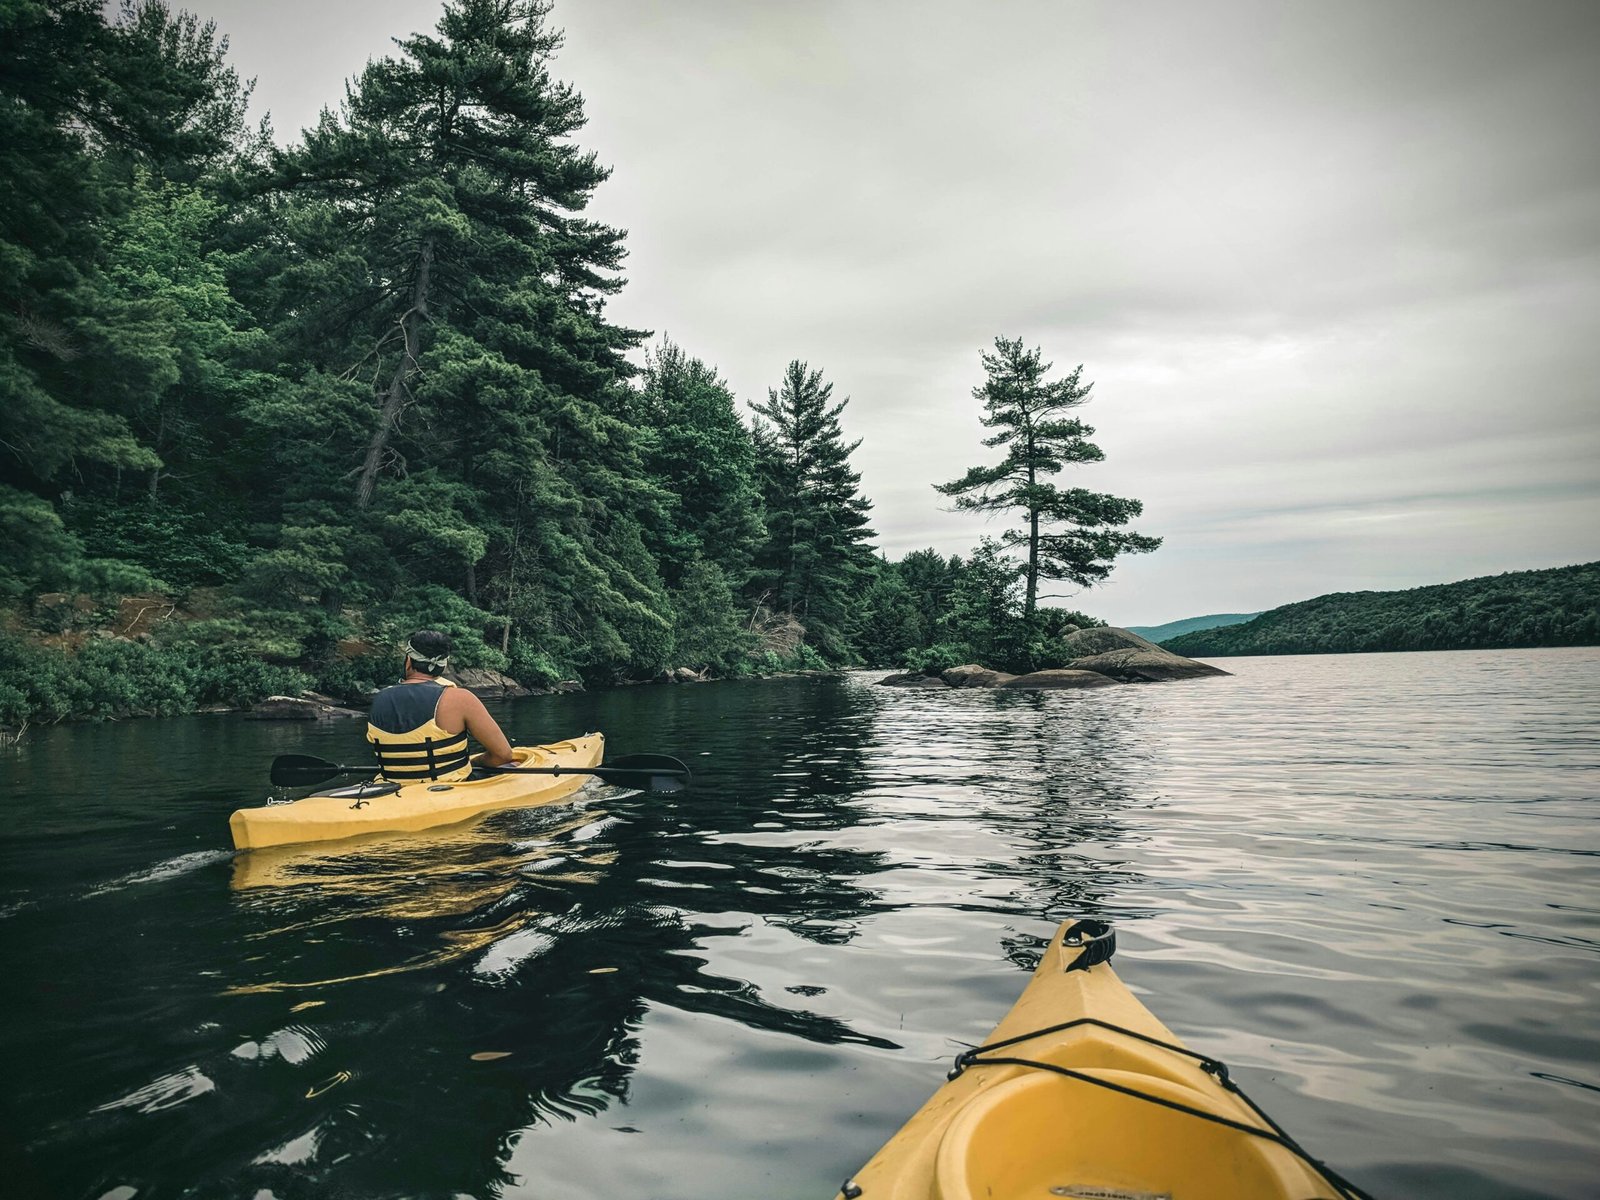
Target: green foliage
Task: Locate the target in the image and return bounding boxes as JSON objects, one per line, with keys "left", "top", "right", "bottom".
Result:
{"left": 0, "top": 0, "right": 251, "bottom": 494}
{"left": 1164, "top": 563, "right": 1600, "bottom": 657}
{"left": 0, "top": 484, "right": 85, "bottom": 600}
{"left": 75, "top": 558, "right": 163, "bottom": 598}
{"left": 939, "top": 538, "right": 1028, "bottom": 669}
{"left": 366, "top": 585, "right": 507, "bottom": 671}
{"left": 240, "top": 519, "right": 352, "bottom": 608}
{"left": 903, "top": 643, "right": 971, "bottom": 676}
{"left": 752, "top": 644, "right": 831, "bottom": 674}
{"left": 62, "top": 495, "right": 250, "bottom": 591}
{"left": 855, "top": 567, "right": 926, "bottom": 666}
{"left": 751, "top": 360, "right": 877, "bottom": 658}
{"left": 507, "top": 646, "right": 564, "bottom": 689}
{"left": 634, "top": 340, "right": 767, "bottom": 587}
{"left": 669, "top": 557, "right": 757, "bottom": 675}
{"left": 885, "top": 544, "right": 1108, "bottom": 674}
{"left": 312, "top": 653, "right": 390, "bottom": 706}
{"left": 937, "top": 338, "right": 1160, "bottom": 614}
{"left": 0, "top": 632, "right": 308, "bottom": 726}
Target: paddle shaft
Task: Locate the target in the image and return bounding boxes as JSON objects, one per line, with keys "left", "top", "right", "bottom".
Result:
{"left": 269, "top": 751, "right": 689, "bottom": 790}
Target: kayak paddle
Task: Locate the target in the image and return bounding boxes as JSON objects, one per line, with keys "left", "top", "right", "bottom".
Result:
{"left": 269, "top": 752, "right": 691, "bottom": 792}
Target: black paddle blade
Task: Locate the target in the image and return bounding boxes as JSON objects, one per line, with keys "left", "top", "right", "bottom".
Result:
{"left": 269, "top": 754, "right": 361, "bottom": 788}
{"left": 605, "top": 753, "right": 691, "bottom": 775}
{"left": 591, "top": 753, "right": 692, "bottom": 793}
{"left": 601, "top": 755, "right": 691, "bottom": 793}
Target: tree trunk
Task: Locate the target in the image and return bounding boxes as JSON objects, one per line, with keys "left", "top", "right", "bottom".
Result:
{"left": 1026, "top": 506, "right": 1039, "bottom": 618}
{"left": 1025, "top": 447, "right": 1039, "bottom": 618}
{"left": 355, "top": 237, "right": 434, "bottom": 509}
{"left": 148, "top": 409, "right": 165, "bottom": 499}
{"left": 501, "top": 519, "right": 525, "bottom": 654}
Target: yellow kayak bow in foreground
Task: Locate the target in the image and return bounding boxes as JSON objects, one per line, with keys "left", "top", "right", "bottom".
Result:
{"left": 837, "top": 920, "right": 1372, "bottom": 1200}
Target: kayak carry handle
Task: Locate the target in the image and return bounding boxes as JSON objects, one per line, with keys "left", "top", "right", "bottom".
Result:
{"left": 1062, "top": 918, "right": 1115, "bottom": 972}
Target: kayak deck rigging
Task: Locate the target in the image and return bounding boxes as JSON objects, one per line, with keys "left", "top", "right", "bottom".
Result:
{"left": 837, "top": 919, "right": 1373, "bottom": 1200}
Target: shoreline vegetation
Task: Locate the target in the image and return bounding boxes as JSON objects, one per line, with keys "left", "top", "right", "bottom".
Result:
{"left": 1, "top": 2, "right": 1161, "bottom": 734}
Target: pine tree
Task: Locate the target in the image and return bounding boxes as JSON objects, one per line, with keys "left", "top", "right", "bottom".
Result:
{"left": 246, "top": 0, "right": 670, "bottom": 675}
{"left": 0, "top": 1, "right": 251, "bottom": 595}
{"left": 751, "top": 361, "right": 875, "bottom": 657}
{"left": 937, "top": 337, "right": 1160, "bottom": 616}
{"left": 896, "top": 548, "right": 963, "bottom": 643}
{"left": 856, "top": 565, "right": 925, "bottom": 666}
{"left": 633, "top": 339, "right": 766, "bottom": 587}
{"left": 942, "top": 539, "right": 1027, "bottom": 666}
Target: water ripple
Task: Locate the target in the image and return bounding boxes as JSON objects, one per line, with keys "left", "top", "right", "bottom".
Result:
{"left": 2, "top": 648, "right": 1596, "bottom": 1198}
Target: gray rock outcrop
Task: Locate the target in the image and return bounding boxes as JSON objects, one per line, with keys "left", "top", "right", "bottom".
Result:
{"left": 998, "top": 669, "right": 1120, "bottom": 690}
{"left": 245, "top": 695, "right": 365, "bottom": 720}
{"left": 1062, "top": 626, "right": 1230, "bottom": 682}
{"left": 877, "top": 671, "right": 949, "bottom": 688}
{"left": 1062, "top": 626, "right": 1165, "bottom": 656}
{"left": 941, "top": 663, "right": 1018, "bottom": 688}
{"left": 447, "top": 667, "right": 534, "bottom": 699}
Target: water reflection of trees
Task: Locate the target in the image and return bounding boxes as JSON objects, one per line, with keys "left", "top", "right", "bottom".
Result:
{"left": 854, "top": 685, "right": 1158, "bottom": 970}
{"left": 197, "top": 676, "right": 891, "bottom": 1198}
{"left": 990, "top": 694, "right": 1159, "bottom": 968}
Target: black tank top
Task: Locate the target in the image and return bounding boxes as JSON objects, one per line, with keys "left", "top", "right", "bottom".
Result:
{"left": 369, "top": 681, "right": 447, "bottom": 734}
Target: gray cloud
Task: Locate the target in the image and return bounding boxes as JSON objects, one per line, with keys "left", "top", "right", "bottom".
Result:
{"left": 199, "top": 0, "right": 1600, "bottom": 623}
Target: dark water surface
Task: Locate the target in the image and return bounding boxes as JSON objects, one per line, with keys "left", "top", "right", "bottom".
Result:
{"left": 3, "top": 649, "right": 1598, "bottom": 1199}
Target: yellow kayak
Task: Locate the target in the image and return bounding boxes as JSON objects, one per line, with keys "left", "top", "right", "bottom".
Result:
{"left": 229, "top": 733, "right": 604, "bottom": 851}
{"left": 836, "top": 920, "right": 1369, "bottom": 1200}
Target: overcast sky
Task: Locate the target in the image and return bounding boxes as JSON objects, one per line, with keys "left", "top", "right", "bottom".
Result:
{"left": 194, "top": 0, "right": 1600, "bottom": 625}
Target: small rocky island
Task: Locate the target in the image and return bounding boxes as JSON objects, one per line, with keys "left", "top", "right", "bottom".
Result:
{"left": 877, "top": 627, "right": 1229, "bottom": 690}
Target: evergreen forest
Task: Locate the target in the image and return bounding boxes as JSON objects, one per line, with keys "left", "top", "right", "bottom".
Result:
{"left": 1161, "top": 563, "right": 1600, "bottom": 657}
{"left": 0, "top": 0, "right": 1151, "bottom": 726}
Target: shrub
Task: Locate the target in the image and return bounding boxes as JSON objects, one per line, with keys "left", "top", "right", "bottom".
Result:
{"left": 903, "top": 643, "right": 972, "bottom": 676}
{"left": 507, "top": 646, "right": 564, "bottom": 688}
{"left": 751, "top": 644, "right": 831, "bottom": 674}
{"left": 0, "top": 633, "right": 309, "bottom": 723}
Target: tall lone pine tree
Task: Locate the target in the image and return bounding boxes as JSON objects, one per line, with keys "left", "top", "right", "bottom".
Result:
{"left": 938, "top": 338, "right": 1160, "bottom": 616}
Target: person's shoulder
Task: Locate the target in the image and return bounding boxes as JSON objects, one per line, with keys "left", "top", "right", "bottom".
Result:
{"left": 437, "top": 681, "right": 482, "bottom": 707}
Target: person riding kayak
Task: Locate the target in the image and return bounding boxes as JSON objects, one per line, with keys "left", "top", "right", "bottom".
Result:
{"left": 366, "top": 630, "right": 515, "bottom": 782}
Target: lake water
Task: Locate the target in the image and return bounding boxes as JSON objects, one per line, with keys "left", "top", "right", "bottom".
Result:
{"left": 3, "top": 648, "right": 1597, "bottom": 1199}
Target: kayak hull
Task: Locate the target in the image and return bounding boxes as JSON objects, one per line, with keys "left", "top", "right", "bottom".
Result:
{"left": 230, "top": 733, "right": 604, "bottom": 851}
{"left": 838, "top": 921, "right": 1345, "bottom": 1200}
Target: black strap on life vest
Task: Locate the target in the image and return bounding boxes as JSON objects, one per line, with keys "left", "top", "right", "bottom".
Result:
{"left": 369, "top": 730, "right": 471, "bottom": 781}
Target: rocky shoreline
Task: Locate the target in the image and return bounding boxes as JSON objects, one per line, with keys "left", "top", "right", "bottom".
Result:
{"left": 229, "top": 664, "right": 841, "bottom": 721}
{"left": 877, "top": 627, "right": 1229, "bottom": 691}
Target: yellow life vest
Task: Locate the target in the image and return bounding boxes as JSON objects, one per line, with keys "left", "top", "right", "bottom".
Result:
{"left": 366, "top": 677, "right": 473, "bottom": 783}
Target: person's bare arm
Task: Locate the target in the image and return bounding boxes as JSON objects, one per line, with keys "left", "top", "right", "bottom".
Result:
{"left": 442, "top": 689, "right": 514, "bottom": 765}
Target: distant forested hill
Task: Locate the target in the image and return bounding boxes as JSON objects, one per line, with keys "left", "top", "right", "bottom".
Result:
{"left": 1162, "top": 563, "right": 1600, "bottom": 657}
{"left": 1128, "top": 613, "right": 1259, "bottom": 641}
